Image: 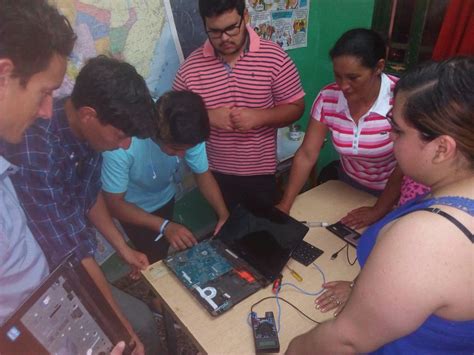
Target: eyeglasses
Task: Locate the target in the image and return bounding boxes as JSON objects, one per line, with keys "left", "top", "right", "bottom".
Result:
{"left": 206, "top": 16, "right": 244, "bottom": 39}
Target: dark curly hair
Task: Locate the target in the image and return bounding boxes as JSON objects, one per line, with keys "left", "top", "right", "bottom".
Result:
{"left": 199, "top": 0, "right": 246, "bottom": 21}
{"left": 71, "top": 56, "right": 156, "bottom": 139}
{"left": 155, "top": 91, "right": 210, "bottom": 145}
{"left": 0, "top": 0, "right": 76, "bottom": 86}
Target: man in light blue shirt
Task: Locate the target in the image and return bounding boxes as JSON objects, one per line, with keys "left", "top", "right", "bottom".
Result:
{"left": 0, "top": 156, "right": 50, "bottom": 324}
{"left": 0, "top": 0, "right": 76, "bottom": 325}
{"left": 103, "top": 139, "right": 208, "bottom": 217}
{"left": 102, "top": 91, "right": 229, "bottom": 262}
{"left": 0, "top": 3, "right": 157, "bottom": 353}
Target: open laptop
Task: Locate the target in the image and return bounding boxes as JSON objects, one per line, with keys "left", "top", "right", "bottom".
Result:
{"left": 0, "top": 255, "right": 133, "bottom": 355}
{"left": 164, "top": 205, "right": 309, "bottom": 316}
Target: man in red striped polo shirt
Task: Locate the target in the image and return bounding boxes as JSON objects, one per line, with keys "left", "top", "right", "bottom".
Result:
{"left": 173, "top": 0, "right": 305, "bottom": 211}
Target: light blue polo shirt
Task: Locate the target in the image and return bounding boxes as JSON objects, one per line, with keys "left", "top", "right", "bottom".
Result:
{"left": 101, "top": 138, "right": 208, "bottom": 212}
{"left": 0, "top": 156, "right": 49, "bottom": 324}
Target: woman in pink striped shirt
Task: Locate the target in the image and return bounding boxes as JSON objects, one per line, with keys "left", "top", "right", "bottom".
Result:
{"left": 278, "top": 29, "right": 404, "bottom": 231}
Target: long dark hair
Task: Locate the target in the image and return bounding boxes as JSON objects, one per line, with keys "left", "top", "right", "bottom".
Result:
{"left": 330, "top": 28, "right": 386, "bottom": 69}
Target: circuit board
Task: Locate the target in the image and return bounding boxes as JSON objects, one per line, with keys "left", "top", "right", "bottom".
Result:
{"left": 163, "top": 204, "right": 308, "bottom": 316}
{"left": 164, "top": 240, "right": 262, "bottom": 316}
{"left": 165, "top": 240, "right": 233, "bottom": 287}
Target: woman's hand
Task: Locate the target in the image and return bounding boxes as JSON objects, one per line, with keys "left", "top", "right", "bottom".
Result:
{"left": 341, "top": 205, "right": 385, "bottom": 229}
{"left": 275, "top": 202, "right": 291, "bottom": 215}
{"left": 315, "top": 281, "right": 353, "bottom": 316}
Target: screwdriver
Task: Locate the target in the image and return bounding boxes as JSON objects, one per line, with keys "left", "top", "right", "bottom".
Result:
{"left": 285, "top": 265, "right": 303, "bottom": 282}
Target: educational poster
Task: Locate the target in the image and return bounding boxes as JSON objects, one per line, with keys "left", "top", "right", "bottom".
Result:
{"left": 50, "top": 0, "right": 181, "bottom": 100}
{"left": 247, "top": 0, "right": 310, "bottom": 50}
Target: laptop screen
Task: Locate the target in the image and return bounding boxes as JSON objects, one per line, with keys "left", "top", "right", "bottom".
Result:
{"left": 215, "top": 205, "right": 309, "bottom": 282}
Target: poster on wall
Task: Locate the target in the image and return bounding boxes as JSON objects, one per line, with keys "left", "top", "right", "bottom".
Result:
{"left": 50, "top": 0, "right": 181, "bottom": 100}
{"left": 246, "top": 0, "right": 310, "bottom": 50}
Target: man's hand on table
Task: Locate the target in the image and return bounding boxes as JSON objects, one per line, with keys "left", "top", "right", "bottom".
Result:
{"left": 120, "top": 246, "right": 149, "bottom": 280}
{"left": 165, "top": 222, "right": 198, "bottom": 250}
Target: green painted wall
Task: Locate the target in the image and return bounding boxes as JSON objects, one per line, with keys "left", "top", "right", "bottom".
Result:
{"left": 288, "top": 0, "right": 375, "bottom": 172}
{"left": 288, "top": 0, "right": 375, "bottom": 128}
{"left": 175, "top": 0, "right": 375, "bottom": 233}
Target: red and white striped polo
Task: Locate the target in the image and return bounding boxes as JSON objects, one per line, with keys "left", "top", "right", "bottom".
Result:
{"left": 311, "top": 73, "right": 399, "bottom": 190}
{"left": 173, "top": 25, "right": 304, "bottom": 176}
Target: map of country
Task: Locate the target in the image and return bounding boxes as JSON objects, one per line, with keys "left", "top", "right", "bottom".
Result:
{"left": 51, "top": 0, "right": 180, "bottom": 99}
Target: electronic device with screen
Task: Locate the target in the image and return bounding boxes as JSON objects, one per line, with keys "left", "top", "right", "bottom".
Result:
{"left": 291, "top": 240, "right": 324, "bottom": 266}
{"left": 0, "top": 255, "right": 133, "bottom": 355}
{"left": 251, "top": 311, "right": 279, "bottom": 353}
{"left": 326, "top": 221, "right": 361, "bottom": 247}
{"left": 164, "top": 204, "right": 309, "bottom": 316}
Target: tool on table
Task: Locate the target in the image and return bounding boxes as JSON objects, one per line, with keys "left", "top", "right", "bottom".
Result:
{"left": 272, "top": 274, "right": 282, "bottom": 294}
{"left": 285, "top": 265, "right": 303, "bottom": 282}
{"left": 251, "top": 311, "right": 279, "bottom": 353}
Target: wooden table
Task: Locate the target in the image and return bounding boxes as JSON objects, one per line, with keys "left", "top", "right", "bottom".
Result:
{"left": 142, "top": 181, "right": 376, "bottom": 354}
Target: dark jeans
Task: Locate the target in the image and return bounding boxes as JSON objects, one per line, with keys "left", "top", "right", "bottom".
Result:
{"left": 318, "top": 160, "right": 382, "bottom": 197}
{"left": 120, "top": 198, "right": 174, "bottom": 263}
{"left": 110, "top": 285, "right": 161, "bottom": 354}
{"left": 212, "top": 171, "right": 278, "bottom": 211}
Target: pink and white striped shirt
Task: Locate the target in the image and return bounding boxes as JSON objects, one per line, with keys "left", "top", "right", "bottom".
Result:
{"left": 173, "top": 25, "right": 304, "bottom": 176}
{"left": 311, "top": 73, "right": 398, "bottom": 190}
